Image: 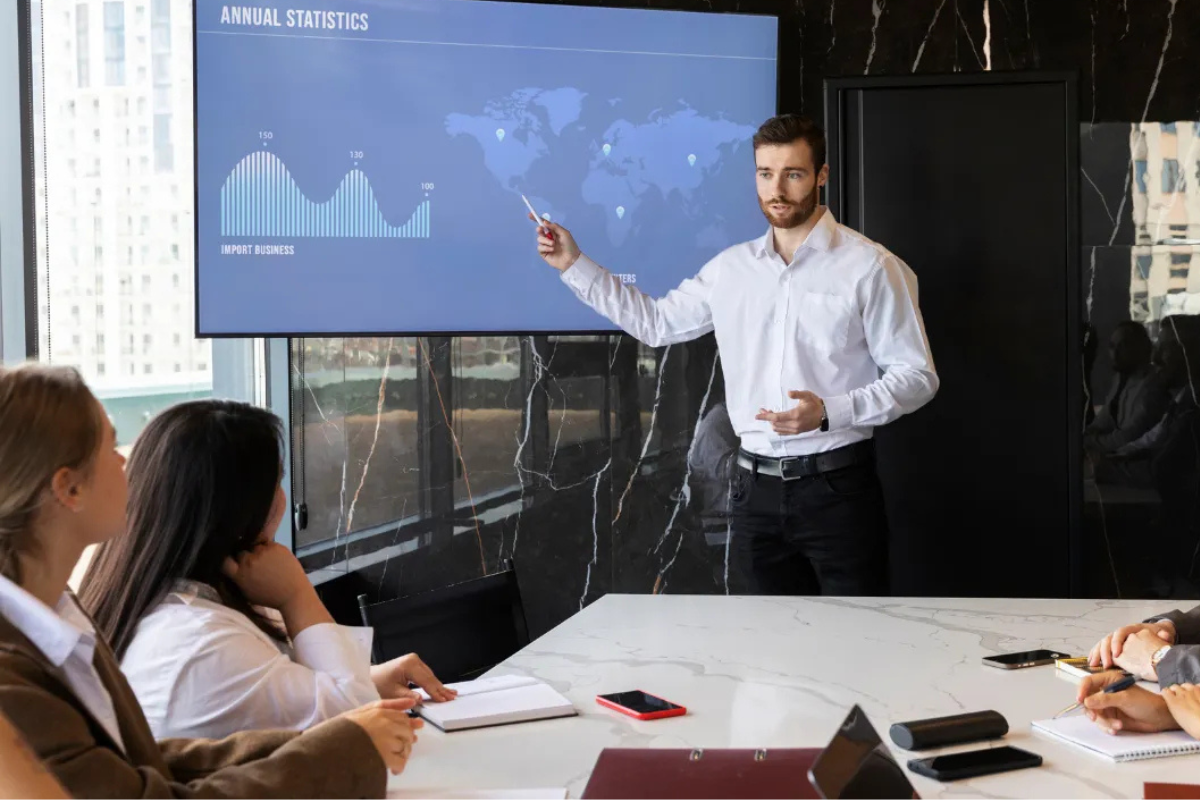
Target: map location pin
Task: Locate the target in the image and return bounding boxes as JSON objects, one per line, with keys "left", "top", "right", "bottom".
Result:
{"left": 496, "top": 128, "right": 506, "bottom": 142}
{"left": 602, "top": 143, "right": 612, "bottom": 156}
{"left": 616, "top": 206, "right": 625, "bottom": 219}
{"left": 688, "top": 153, "right": 697, "bottom": 166}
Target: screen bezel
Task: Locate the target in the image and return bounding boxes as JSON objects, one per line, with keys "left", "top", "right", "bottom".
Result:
{"left": 191, "top": 0, "right": 787, "bottom": 338}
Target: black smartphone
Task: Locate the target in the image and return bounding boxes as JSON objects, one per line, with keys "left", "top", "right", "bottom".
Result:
{"left": 981, "top": 649, "right": 1070, "bottom": 670}
{"left": 907, "top": 745, "right": 1042, "bottom": 781}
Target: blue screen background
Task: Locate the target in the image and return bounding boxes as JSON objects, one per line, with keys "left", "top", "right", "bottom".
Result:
{"left": 195, "top": 0, "right": 778, "bottom": 334}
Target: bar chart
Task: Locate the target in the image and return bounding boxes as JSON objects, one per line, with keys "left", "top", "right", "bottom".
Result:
{"left": 219, "top": 151, "right": 429, "bottom": 238}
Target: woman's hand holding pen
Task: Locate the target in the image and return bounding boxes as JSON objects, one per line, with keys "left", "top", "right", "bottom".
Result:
{"left": 1075, "top": 672, "right": 1178, "bottom": 735}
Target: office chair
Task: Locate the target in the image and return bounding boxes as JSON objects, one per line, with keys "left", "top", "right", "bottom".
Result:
{"left": 357, "top": 559, "right": 530, "bottom": 684}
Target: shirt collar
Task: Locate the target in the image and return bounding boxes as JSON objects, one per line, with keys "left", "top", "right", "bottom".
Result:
{"left": 171, "top": 579, "right": 222, "bottom": 604}
{"left": 753, "top": 208, "right": 838, "bottom": 261}
{"left": 0, "top": 573, "right": 95, "bottom": 667}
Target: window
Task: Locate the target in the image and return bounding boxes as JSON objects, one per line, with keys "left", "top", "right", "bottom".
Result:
{"left": 103, "top": 2, "right": 126, "bottom": 86}
{"left": 75, "top": 4, "right": 90, "bottom": 88}
{"left": 31, "top": 3, "right": 268, "bottom": 464}
{"left": 171, "top": 274, "right": 180, "bottom": 289}
{"left": 152, "top": 0, "right": 170, "bottom": 52}
{"left": 153, "top": 113, "right": 172, "bottom": 171}
{"left": 141, "top": 275, "right": 150, "bottom": 292}
{"left": 170, "top": 244, "right": 179, "bottom": 261}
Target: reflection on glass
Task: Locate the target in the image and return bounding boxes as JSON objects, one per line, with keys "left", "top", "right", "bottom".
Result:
{"left": 292, "top": 338, "right": 421, "bottom": 550}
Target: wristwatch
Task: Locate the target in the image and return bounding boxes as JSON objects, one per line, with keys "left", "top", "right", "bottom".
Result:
{"left": 819, "top": 400, "right": 829, "bottom": 433}
{"left": 1152, "top": 644, "right": 1173, "bottom": 670}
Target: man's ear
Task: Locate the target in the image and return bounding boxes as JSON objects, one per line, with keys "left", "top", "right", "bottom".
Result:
{"left": 817, "top": 163, "right": 830, "bottom": 187}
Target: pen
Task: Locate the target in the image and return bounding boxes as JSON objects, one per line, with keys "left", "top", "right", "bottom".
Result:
{"left": 1053, "top": 674, "right": 1138, "bottom": 718}
{"left": 521, "top": 195, "right": 554, "bottom": 239}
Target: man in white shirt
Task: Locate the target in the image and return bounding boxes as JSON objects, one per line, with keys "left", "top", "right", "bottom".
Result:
{"left": 533, "top": 114, "right": 938, "bottom": 595}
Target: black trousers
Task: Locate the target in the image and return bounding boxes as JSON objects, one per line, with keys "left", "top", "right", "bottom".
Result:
{"left": 730, "top": 456, "right": 889, "bottom": 596}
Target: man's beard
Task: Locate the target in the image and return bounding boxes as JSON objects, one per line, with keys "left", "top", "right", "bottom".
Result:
{"left": 759, "top": 188, "right": 819, "bottom": 229}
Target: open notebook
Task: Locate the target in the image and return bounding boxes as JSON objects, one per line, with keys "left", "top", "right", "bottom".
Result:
{"left": 415, "top": 675, "right": 577, "bottom": 732}
{"left": 1032, "top": 715, "right": 1200, "bottom": 762}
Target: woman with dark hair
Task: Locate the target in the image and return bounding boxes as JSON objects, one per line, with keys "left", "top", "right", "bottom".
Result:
{"left": 80, "top": 399, "right": 453, "bottom": 740}
{"left": 0, "top": 364, "right": 419, "bottom": 797}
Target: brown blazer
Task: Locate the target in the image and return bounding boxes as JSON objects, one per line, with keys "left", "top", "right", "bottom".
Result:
{"left": 0, "top": 612, "right": 387, "bottom": 798}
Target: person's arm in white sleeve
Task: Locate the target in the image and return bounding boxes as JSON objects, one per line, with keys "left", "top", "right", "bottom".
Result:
{"left": 822, "top": 255, "right": 939, "bottom": 431}
{"left": 167, "top": 620, "right": 380, "bottom": 737}
{"left": 537, "top": 220, "right": 715, "bottom": 347}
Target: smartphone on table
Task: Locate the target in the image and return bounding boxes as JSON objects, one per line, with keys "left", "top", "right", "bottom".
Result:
{"left": 596, "top": 690, "right": 686, "bottom": 721}
{"left": 908, "top": 745, "right": 1042, "bottom": 781}
{"left": 981, "top": 649, "right": 1070, "bottom": 669}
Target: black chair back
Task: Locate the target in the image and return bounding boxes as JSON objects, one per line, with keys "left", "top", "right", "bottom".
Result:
{"left": 357, "top": 560, "right": 530, "bottom": 684}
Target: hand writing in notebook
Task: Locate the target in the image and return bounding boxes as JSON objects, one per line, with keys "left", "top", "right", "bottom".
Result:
{"left": 1163, "top": 684, "right": 1200, "bottom": 740}
{"left": 1077, "top": 672, "right": 1179, "bottom": 735}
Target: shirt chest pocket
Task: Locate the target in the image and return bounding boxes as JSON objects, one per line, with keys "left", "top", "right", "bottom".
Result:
{"left": 793, "top": 291, "right": 854, "bottom": 356}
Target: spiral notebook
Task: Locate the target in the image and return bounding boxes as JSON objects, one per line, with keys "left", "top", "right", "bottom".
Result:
{"left": 1032, "top": 715, "right": 1200, "bottom": 762}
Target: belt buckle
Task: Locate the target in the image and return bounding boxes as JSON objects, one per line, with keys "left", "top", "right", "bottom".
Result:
{"left": 779, "top": 456, "right": 805, "bottom": 481}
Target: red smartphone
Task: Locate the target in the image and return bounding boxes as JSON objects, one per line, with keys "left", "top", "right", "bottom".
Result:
{"left": 596, "top": 690, "right": 687, "bottom": 721}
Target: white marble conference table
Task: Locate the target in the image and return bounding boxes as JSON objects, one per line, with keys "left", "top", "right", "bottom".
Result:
{"left": 390, "top": 594, "right": 1200, "bottom": 799}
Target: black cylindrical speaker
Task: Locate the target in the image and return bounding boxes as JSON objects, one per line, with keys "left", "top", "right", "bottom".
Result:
{"left": 889, "top": 710, "right": 1009, "bottom": 750}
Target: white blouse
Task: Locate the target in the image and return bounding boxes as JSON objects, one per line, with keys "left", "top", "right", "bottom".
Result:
{"left": 120, "top": 580, "right": 380, "bottom": 739}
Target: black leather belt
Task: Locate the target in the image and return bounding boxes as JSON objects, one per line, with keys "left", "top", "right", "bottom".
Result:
{"left": 736, "top": 440, "right": 874, "bottom": 481}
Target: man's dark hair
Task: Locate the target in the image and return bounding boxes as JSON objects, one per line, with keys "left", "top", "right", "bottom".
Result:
{"left": 752, "top": 114, "right": 826, "bottom": 168}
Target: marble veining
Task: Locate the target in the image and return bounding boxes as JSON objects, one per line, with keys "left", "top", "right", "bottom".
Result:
{"left": 389, "top": 595, "right": 1198, "bottom": 799}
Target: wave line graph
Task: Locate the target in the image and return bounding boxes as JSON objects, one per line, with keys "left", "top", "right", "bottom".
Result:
{"left": 220, "top": 151, "right": 429, "bottom": 238}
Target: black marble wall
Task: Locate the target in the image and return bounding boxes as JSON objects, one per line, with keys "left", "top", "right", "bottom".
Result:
{"left": 293, "top": 0, "right": 1200, "bottom": 638}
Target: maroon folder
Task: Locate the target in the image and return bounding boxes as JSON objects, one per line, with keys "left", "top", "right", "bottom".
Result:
{"left": 1145, "top": 783, "right": 1200, "bottom": 799}
{"left": 581, "top": 748, "right": 822, "bottom": 799}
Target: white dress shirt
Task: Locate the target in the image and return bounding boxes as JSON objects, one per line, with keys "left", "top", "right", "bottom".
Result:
{"left": 561, "top": 209, "right": 938, "bottom": 456}
{"left": 120, "top": 580, "right": 379, "bottom": 740}
{"left": 0, "top": 573, "right": 125, "bottom": 751}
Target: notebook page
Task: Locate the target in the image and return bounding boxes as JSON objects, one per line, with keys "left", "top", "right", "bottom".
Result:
{"left": 416, "top": 674, "right": 540, "bottom": 701}
{"left": 1033, "top": 715, "right": 1200, "bottom": 761}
